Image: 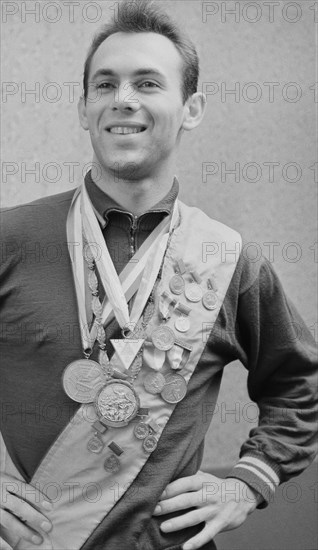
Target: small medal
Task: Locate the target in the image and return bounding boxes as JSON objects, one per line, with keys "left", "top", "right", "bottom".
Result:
{"left": 151, "top": 326, "right": 175, "bottom": 351}
{"left": 134, "top": 422, "right": 150, "bottom": 440}
{"left": 143, "top": 372, "right": 166, "bottom": 394}
{"left": 95, "top": 380, "right": 140, "bottom": 428}
{"left": 87, "top": 434, "right": 104, "bottom": 454}
{"left": 184, "top": 283, "right": 203, "bottom": 303}
{"left": 175, "top": 316, "right": 190, "bottom": 333}
{"left": 161, "top": 373, "right": 187, "bottom": 404}
{"left": 143, "top": 434, "right": 158, "bottom": 454}
{"left": 169, "top": 274, "right": 185, "bottom": 295}
{"left": 104, "top": 455, "right": 120, "bottom": 473}
{"left": 202, "top": 290, "right": 218, "bottom": 310}
{"left": 174, "top": 302, "right": 191, "bottom": 333}
{"left": 62, "top": 359, "right": 105, "bottom": 403}
{"left": 104, "top": 441, "right": 123, "bottom": 473}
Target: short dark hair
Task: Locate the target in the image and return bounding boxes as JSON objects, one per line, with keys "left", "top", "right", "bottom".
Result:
{"left": 83, "top": 0, "right": 199, "bottom": 104}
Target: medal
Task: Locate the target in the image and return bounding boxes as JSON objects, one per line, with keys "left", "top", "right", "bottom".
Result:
{"left": 62, "top": 359, "right": 105, "bottom": 403}
{"left": 143, "top": 371, "right": 166, "bottom": 394}
{"left": 174, "top": 302, "right": 191, "bottom": 333}
{"left": 104, "top": 455, "right": 120, "bottom": 473}
{"left": 184, "top": 283, "right": 203, "bottom": 303}
{"left": 169, "top": 274, "right": 185, "bottom": 295}
{"left": 87, "top": 434, "right": 104, "bottom": 454}
{"left": 202, "top": 290, "right": 218, "bottom": 310}
{"left": 143, "top": 434, "right": 158, "bottom": 453}
{"left": 95, "top": 380, "right": 140, "bottom": 428}
{"left": 151, "top": 326, "right": 175, "bottom": 351}
{"left": 110, "top": 338, "right": 144, "bottom": 371}
{"left": 104, "top": 441, "right": 124, "bottom": 472}
{"left": 161, "top": 373, "right": 187, "bottom": 403}
{"left": 134, "top": 422, "right": 150, "bottom": 439}
{"left": 175, "top": 316, "right": 190, "bottom": 333}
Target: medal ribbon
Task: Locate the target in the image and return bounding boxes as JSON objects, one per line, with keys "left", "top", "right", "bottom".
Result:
{"left": 67, "top": 183, "right": 179, "bottom": 352}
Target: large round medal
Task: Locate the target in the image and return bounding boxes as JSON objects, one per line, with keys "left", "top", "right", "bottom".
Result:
{"left": 151, "top": 326, "right": 175, "bottom": 351}
{"left": 161, "top": 373, "right": 187, "bottom": 404}
{"left": 62, "top": 359, "right": 105, "bottom": 403}
{"left": 184, "top": 283, "right": 203, "bottom": 303}
{"left": 95, "top": 380, "right": 140, "bottom": 428}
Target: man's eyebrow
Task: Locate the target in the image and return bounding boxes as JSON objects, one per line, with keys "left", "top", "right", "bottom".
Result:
{"left": 90, "top": 68, "right": 166, "bottom": 81}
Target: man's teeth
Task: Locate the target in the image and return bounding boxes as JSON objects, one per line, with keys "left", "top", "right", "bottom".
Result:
{"left": 109, "top": 127, "right": 144, "bottom": 134}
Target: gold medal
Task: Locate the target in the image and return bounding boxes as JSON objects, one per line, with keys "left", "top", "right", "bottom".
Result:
{"left": 62, "top": 359, "right": 105, "bottom": 403}
{"left": 95, "top": 380, "right": 140, "bottom": 428}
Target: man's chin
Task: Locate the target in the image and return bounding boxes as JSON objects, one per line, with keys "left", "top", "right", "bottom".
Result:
{"left": 107, "top": 159, "right": 150, "bottom": 181}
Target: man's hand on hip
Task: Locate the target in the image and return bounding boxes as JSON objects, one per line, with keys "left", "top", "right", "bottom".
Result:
{"left": 153, "top": 470, "right": 261, "bottom": 550}
{"left": 0, "top": 472, "right": 53, "bottom": 548}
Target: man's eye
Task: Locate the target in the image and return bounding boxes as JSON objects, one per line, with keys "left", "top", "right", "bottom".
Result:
{"left": 97, "top": 82, "right": 114, "bottom": 90}
{"left": 139, "top": 81, "right": 159, "bottom": 88}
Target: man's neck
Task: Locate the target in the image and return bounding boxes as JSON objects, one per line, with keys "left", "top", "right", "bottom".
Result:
{"left": 91, "top": 161, "right": 176, "bottom": 216}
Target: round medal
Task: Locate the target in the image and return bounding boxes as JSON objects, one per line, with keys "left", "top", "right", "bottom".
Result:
{"left": 151, "top": 326, "right": 175, "bottom": 351}
{"left": 95, "top": 380, "right": 140, "bottom": 428}
{"left": 143, "top": 372, "right": 166, "bottom": 394}
{"left": 174, "top": 316, "right": 190, "bottom": 333}
{"left": 104, "top": 455, "right": 120, "bottom": 473}
{"left": 184, "top": 283, "right": 203, "bottom": 303}
{"left": 134, "top": 422, "right": 150, "bottom": 440}
{"left": 62, "top": 359, "right": 105, "bottom": 403}
{"left": 202, "top": 290, "right": 218, "bottom": 310}
{"left": 87, "top": 435, "right": 104, "bottom": 454}
{"left": 161, "top": 373, "right": 187, "bottom": 404}
{"left": 169, "top": 274, "right": 185, "bottom": 295}
{"left": 143, "top": 434, "right": 158, "bottom": 453}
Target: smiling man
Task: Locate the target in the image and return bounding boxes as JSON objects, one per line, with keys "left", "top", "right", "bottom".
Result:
{"left": 78, "top": 27, "right": 205, "bottom": 212}
{"left": 0, "top": 1, "right": 317, "bottom": 550}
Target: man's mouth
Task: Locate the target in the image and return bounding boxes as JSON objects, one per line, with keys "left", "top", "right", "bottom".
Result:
{"left": 107, "top": 126, "right": 147, "bottom": 135}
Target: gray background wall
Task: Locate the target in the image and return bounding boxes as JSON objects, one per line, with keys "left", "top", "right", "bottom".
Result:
{"left": 1, "top": 0, "right": 316, "bottom": 476}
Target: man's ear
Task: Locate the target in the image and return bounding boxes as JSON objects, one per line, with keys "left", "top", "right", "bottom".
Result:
{"left": 78, "top": 95, "right": 89, "bottom": 130}
{"left": 182, "top": 92, "right": 206, "bottom": 131}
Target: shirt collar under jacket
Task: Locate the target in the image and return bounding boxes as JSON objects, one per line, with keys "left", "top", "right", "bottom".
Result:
{"left": 84, "top": 170, "right": 179, "bottom": 230}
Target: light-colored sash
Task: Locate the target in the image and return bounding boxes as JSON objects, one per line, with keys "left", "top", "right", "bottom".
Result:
{"left": 1, "top": 201, "right": 242, "bottom": 549}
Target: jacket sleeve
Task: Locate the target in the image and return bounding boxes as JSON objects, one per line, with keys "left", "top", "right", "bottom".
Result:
{"left": 225, "top": 256, "right": 318, "bottom": 506}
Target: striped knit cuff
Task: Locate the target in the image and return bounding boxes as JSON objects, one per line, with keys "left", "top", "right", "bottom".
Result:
{"left": 226, "top": 454, "right": 281, "bottom": 508}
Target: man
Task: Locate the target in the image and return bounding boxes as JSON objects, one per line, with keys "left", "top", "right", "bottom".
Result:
{"left": 0, "top": 1, "right": 317, "bottom": 549}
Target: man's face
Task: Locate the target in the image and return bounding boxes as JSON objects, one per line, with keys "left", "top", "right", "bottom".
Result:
{"left": 79, "top": 32, "right": 190, "bottom": 180}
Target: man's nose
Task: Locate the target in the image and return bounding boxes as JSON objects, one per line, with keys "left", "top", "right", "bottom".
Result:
{"left": 111, "top": 82, "right": 140, "bottom": 111}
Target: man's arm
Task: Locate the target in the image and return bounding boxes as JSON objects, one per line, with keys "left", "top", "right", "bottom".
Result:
{"left": 154, "top": 255, "right": 317, "bottom": 549}
{"left": 225, "top": 256, "right": 318, "bottom": 505}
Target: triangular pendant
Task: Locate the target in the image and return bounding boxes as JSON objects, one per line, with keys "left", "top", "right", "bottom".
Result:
{"left": 110, "top": 338, "right": 145, "bottom": 370}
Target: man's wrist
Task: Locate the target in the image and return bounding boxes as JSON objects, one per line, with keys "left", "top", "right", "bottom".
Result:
{"left": 226, "top": 477, "right": 264, "bottom": 511}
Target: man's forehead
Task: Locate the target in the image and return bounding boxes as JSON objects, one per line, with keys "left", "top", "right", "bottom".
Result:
{"left": 89, "top": 31, "right": 183, "bottom": 78}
